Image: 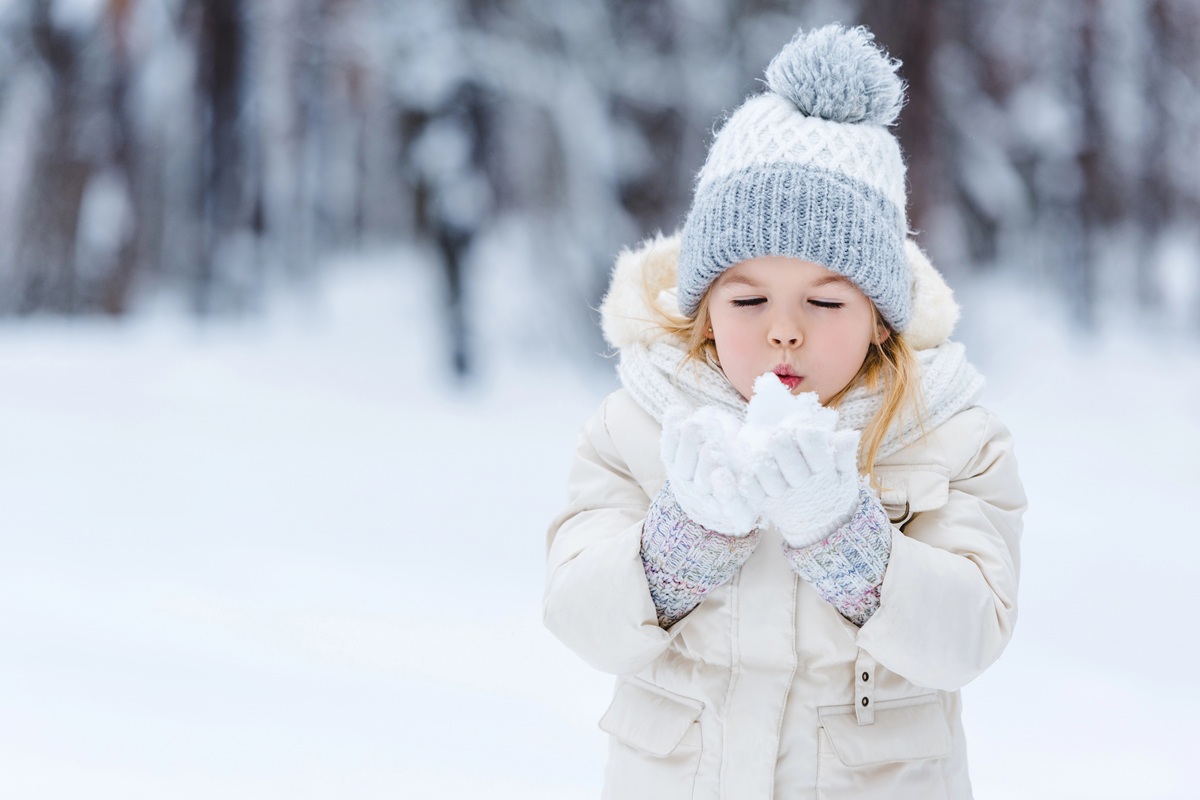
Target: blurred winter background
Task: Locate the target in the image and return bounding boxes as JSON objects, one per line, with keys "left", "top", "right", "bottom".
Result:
{"left": 0, "top": 0, "right": 1198, "bottom": 798}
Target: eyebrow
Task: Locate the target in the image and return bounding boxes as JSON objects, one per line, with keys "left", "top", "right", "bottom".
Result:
{"left": 811, "top": 274, "right": 854, "bottom": 288}
{"left": 719, "top": 275, "right": 761, "bottom": 288}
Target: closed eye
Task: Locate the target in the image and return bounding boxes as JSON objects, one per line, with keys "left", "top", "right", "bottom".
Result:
{"left": 809, "top": 299, "right": 844, "bottom": 309}
{"left": 731, "top": 298, "right": 766, "bottom": 307}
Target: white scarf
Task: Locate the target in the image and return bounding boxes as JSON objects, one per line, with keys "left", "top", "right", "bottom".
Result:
{"left": 618, "top": 337, "right": 983, "bottom": 461}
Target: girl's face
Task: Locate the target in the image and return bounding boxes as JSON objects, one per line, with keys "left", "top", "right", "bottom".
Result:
{"left": 707, "top": 256, "right": 885, "bottom": 403}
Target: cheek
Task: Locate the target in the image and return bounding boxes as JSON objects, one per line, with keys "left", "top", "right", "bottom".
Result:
{"left": 711, "top": 328, "right": 760, "bottom": 386}
{"left": 848, "top": 323, "right": 875, "bottom": 355}
{"left": 825, "top": 318, "right": 875, "bottom": 373}
{"left": 712, "top": 324, "right": 757, "bottom": 360}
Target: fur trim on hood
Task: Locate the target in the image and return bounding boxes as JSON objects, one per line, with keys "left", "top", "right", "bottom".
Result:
{"left": 599, "top": 233, "right": 682, "bottom": 350}
{"left": 599, "top": 232, "right": 960, "bottom": 352}
{"left": 903, "top": 239, "right": 961, "bottom": 350}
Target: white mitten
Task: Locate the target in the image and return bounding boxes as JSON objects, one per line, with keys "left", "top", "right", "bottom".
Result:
{"left": 660, "top": 405, "right": 762, "bottom": 536}
{"left": 738, "top": 375, "right": 862, "bottom": 549}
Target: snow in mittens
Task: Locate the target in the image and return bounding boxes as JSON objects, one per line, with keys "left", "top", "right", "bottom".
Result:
{"left": 740, "top": 372, "right": 836, "bottom": 453}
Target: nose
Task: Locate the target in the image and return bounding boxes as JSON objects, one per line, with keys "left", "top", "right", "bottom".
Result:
{"left": 769, "top": 312, "right": 803, "bottom": 348}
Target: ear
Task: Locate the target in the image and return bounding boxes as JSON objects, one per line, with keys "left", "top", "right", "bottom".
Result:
{"left": 694, "top": 303, "right": 713, "bottom": 340}
{"left": 871, "top": 306, "right": 891, "bottom": 346}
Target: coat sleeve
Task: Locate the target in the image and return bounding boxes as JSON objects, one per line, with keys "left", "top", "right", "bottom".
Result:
{"left": 855, "top": 408, "right": 1026, "bottom": 691}
{"left": 542, "top": 394, "right": 681, "bottom": 675}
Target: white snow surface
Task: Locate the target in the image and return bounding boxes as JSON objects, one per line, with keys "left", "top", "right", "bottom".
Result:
{"left": 1, "top": 248, "right": 1198, "bottom": 799}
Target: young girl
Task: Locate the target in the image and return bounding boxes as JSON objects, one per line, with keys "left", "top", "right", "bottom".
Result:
{"left": 544, "top": 24, "right": 1025, "bottom": 799}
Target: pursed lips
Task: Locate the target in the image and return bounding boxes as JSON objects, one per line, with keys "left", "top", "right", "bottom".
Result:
{"left": 773, "top": 363, "right": 802, "bottom": 389}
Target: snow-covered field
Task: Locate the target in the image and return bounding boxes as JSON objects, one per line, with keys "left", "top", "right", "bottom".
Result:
{"left": 1, "top": 248, "right": 1197, "bottom": 799}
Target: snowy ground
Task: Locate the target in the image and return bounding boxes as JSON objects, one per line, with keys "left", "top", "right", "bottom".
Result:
{"left": 1, "top": 247, "right": 1198, "bottom": 799}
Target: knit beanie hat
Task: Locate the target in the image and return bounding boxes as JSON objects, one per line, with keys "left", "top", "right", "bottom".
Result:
{"left": 677, "top": 25, "right": 912, "bottom": 331}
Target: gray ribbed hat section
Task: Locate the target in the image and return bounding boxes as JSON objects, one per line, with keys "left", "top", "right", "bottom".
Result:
{"left": 678, "top": 164, "right": 911, "bottom": 330}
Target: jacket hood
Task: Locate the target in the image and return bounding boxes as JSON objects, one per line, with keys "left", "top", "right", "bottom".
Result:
{"left": 599, "top": 232, "right": 961, "bottom": 352}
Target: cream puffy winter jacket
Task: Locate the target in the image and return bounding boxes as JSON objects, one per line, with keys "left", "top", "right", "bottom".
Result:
{"left": 544, "top": 235, "right": 1026, "bottom": 800}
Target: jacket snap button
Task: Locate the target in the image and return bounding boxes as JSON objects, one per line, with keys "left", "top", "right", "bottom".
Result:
{"left": 861, "top": 672, "right": 869, "bottom": 682}
{"left": 861, "top": 697, "right": 869, "bottom": 707}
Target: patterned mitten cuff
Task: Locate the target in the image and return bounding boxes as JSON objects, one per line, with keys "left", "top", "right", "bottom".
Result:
{"left": 783, "top": 487, "right": 892, "bottom": 627}
{"left": 641, "top": 481, "right": 761, "bottom": 628}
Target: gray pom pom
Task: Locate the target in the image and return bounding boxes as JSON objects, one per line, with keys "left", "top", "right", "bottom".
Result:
{"left": 764, "top": 25, "right": 904, "bottom": 126}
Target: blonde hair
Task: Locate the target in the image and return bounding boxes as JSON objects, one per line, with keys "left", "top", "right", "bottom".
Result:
{"left": 827, "top": 310, "right": 925, "bottom": 477}
{"left": 648, "top": 277, "right": 924, "bottom": 477}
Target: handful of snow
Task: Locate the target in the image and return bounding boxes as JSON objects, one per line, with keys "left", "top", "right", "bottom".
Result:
{"left": 739, "top": 373, "right": 837, "bottom": 453}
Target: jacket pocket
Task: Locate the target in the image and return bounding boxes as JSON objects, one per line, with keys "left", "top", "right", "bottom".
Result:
{"left": 874, "top": 466, "right": 951, "bottom": 527}
{"left": 599, "top": 678, "right": 703, "bottom": 799}
{"left": 816, "top": 694, "right": 953, "bottom": 800}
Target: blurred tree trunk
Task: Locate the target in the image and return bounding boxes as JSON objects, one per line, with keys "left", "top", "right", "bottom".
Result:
{"left": 1144, "top": 0, "right": 1200, "bottom": 327}
{"left": 191, "top": 0, "right": 255, "bottom": 314}
{"left": 1072, "top": 0, "right": 1101, "bottom": 328}
{"left": 103, "top": 0, "right": 140, "bottom": 315}
{"left": 858, "top": 0, "right": 945, "bottom": 244}
{"left": 14, "top": 4, "right": 91, "bottom": 313}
